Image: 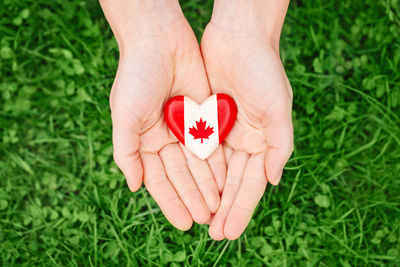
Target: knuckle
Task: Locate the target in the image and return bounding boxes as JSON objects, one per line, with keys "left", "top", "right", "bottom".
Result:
{"left": 220, "top": 198, "right": 233, "bottom": 207}
{"left": 225, "top": 175, "right": 242, "bottom": 186}
{"left": 158, "top": 195, "right": 180, "bottom": 207}
{"left": 197, "top": 175, "right": 214, "bottom": 185}
{"left": 179, "top": 187, "right": 200, "bottom": 200}
{"left": 184, "top": 155, "right": 197, "bottom": 165}
{"left": 144, "top": 177, "right": 168, "bottom": 190}
{"left": 168, "top": 162, "right": 189, "bottom": 175}
{"left": 241, "top": 176, "right": 267, "bottom": 188}
{"left": 210, "top": 159, "right": 226, "bottom": 169}
{"left": 233, "top": 203, "right": 255, "bottom": 214}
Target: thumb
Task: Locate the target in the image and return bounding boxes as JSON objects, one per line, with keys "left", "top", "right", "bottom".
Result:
{"left": 111, "top": 109, "right": 143, "bottom": 192}
{"left": 172, "top": 31, "right": 211, "bottom": 102}
{"left": 263, "top": 110, "right": 293, "bottom": 185}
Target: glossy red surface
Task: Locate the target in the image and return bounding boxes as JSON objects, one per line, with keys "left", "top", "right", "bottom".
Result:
{"left": 217, "top": 93, "right": 237, "bottom": 144}
{"left": 164, "top": 93, "right": 237, "bottom": 149}
{"left": 164, "top": 95, "right": 185, "bottom": 145}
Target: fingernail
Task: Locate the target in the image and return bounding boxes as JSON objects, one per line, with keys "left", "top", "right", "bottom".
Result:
{"left": 126, "top": 178, "right": 135, "bottom": 192}
{"left": 271, "top": 169, "right": 283, "bottom": 185}
{"left": 126, "top": 176, "right": 140, "bottom": 192}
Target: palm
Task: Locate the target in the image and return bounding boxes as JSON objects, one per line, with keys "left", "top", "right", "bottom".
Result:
{"left": 202, "top": 23, "right": 292, "bottom": 154}
{"left": 111, "top": 19, "right": 224, "bottom": 230}
{"left": 201, "top": 23, "right": 293, "bottom": 240}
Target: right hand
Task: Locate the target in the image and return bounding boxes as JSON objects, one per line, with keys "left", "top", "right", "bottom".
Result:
{"left": 100, "top": 0, "right": 225, "bottom": 230}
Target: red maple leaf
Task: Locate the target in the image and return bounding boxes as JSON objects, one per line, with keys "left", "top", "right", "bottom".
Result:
{"left": 188, "top": 118, "right": 214, "bottom": 143}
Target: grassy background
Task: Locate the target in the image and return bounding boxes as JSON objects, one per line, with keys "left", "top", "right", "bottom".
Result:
{"left": 1, "top": 0, "right": 400, "bottom": 266}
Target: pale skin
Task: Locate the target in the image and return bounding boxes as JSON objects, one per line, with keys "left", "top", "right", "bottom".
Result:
{"left": 202, "top": 0, "right": 293, "bottom": 240}
{"left": 99, "top": 0, "right": 293, "bottom": 240}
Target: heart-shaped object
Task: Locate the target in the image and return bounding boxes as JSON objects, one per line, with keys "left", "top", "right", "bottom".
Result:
{"left": 164, "top": 94, "right": 237, "bottom": 160}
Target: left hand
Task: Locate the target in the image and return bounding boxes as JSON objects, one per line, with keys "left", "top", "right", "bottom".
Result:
{"left": 201, "top": 0, "right": 293, "bottom": 240}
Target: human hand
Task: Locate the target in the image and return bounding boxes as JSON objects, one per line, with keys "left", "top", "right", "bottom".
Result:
{"left": 201, "top": 0, "right": 293, "bottom": 240}
{"left": 100, "top": 0, "right": 225, "bottom": 230}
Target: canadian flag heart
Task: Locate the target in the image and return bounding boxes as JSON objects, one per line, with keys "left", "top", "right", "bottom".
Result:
{"left": 164, "top": 94, "right": 237, "bottom": 160}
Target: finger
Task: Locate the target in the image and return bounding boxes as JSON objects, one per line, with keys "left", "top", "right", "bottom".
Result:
{"left": 224, "top": 153, "right": 267, "bottom": 240}
{"left": 206, "top": 214, "right": 214, "bottom": 225}
{"left": 141, "top": 152, "right": 193, "bottom": 231}
{"left": 171, "top": 22, "right": 213, "bottom": 103}
{"left": 208, "top": 206, "right": 230, "bottom": 241}
{"left": 180, "top": 144, "right": 220, "bottom": 213}
{"left": 264, "top": 115, "right": 294, "bottom": 185}
{"left": 208, "top": 151, "right": 249, "bottom": 240}
{"left": 172, "top": 39, "right": 211, "bottom": 103}
{"left": 111, "top": 111, "right": 143, "bottom": 192}
{"left": 207, "top": 146, "right": 227, "bottom": 193}
{"left": 160, "top": 143, "right": 210, "bottom": 224}
{"left": 223, "top": 144, "right": 233, "bottom": 165}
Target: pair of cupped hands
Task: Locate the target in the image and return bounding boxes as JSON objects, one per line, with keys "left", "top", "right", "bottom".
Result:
{"left": 101, "top": 0, "right": 293, "bottom": 240}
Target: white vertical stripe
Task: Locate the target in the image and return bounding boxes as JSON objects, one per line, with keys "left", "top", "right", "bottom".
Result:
{"left": 184, "top": 95, "right": 219, "bottom": 160}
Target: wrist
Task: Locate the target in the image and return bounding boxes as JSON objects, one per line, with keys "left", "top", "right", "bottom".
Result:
{"left": 100, "top": 0, "right": 184, "bottom": 52}
{"left": 211, "top": 0, "right": 289, "bottom": 50}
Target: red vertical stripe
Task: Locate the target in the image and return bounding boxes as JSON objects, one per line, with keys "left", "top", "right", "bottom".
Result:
{"left": 217, "top": 94, "right": 237, "bottom": 144}
{"left": 164, "top": 95, "right": 185, "bottom": 145}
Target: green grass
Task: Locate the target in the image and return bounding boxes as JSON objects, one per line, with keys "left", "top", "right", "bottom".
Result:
{"left": 1, "top": 0, "right": 400, "bottom": 265}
